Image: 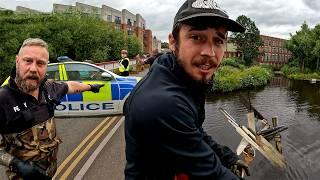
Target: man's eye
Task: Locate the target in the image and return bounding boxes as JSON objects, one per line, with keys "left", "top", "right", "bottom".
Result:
{"left": 216, "top": 39, "right": 225, "bottom": 45}
{"left": 25, "top": 59, "right": 33, "bottom": 63}
{"left": 191, "top": 35, "right": 202, "bottom": 41}
{"left": 37, "top": 61, "right": 47, "bottom": 67}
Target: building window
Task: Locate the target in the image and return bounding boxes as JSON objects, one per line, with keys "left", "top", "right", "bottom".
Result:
{"left": 128, "top": 27, "right": 133, "bottom": 35}
{"left": 115, "top": 16, "right": 121, "bottom": 24}
{"left": 115, "top": 25, "right": 121, "bottom": 30}
{"left": 127, "top": 19, "right": 132, "bottom": 26}
{"left": 107, "top": 15, "right": 112, "bottom": 22}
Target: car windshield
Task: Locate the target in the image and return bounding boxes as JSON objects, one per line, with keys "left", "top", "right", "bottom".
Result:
{"left": 65, "top": 63, "right": 107, "bottom": 81}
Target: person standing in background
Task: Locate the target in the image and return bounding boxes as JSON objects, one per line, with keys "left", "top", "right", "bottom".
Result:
{"left": 119, "top": 49, "right": 130, "bottom": 76}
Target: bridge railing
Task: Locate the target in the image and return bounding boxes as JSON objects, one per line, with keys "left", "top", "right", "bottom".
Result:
{"left": 95, "top": 59, "right": 137, "bottom": 72}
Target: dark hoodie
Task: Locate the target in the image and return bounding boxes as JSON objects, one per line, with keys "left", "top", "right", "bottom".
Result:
{"left": 0, "top": 68, "right": 68, "bottom": 134}
{"left": 124, "top": 52, "right": 239, "bottom": 180}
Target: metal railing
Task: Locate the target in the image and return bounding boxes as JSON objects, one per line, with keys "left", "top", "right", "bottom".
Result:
{"left": 95, "top": 59, "right": 137, "bottom": 72}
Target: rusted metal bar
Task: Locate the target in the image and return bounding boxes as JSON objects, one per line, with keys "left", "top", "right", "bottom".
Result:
{"left": 272, "top": 117, "right": 283, "bottom": 154}
{"left": 239, "top": 94, "right": 266, "bottom": 120}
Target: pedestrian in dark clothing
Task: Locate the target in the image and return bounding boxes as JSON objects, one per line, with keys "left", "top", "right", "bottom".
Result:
{"left": 124, "top": 0, "right": 250, "bottom": 179}
{"left": 0, "top": 38, "right": 103, "bottom": 180}
{"left": 144, "top": 50, "right": 164, "bottom": 66}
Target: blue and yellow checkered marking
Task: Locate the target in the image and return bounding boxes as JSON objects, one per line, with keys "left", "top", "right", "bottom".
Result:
{"left": 62, "top": 77, "right": 140, "bottom": 102}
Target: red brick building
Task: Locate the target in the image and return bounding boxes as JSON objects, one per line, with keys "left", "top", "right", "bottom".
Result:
{"left": 224, "top": 40, "right": 241, "bottom": 58}
{"left": 224, "top": 35, "right": 291, "bottom": 68}
{"left": 144, "top": 30, "right": 153, "bottom": 55}
{"left": 257, "top": 35, "right": 291, "bottom": 68}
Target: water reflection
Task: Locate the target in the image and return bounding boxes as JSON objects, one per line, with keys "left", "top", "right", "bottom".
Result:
{"left": 204, "top": 76, "right": 320, "bottom": 180}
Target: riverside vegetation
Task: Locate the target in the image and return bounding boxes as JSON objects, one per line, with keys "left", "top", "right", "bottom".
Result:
{"left": 281, "top": 22, "right": 320, "bottom": 80}
{"left": 212, "top": 58, "right": 272, "bottom": 93}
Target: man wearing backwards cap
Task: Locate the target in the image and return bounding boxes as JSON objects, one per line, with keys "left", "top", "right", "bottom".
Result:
{"left": 124, "top": 0, "right": 249, "bottom": 179}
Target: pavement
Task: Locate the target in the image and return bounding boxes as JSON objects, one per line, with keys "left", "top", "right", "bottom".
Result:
{"left": 131, "top": 65, "right": 150, "bottom": 77}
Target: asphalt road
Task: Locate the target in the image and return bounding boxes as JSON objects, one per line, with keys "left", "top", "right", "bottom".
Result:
{"left": 53, "top": 115, "right": 125, "bottom": 180}
{"left": 0, "top": 116, "right": 125, "bottom": 180}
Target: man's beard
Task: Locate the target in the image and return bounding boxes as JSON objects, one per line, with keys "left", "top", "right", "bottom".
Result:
{"left": 15, "top": 71, "right": 43, "bottom": 94}
{"left": 175, "top": 50, "right": 214, "bottom": 85}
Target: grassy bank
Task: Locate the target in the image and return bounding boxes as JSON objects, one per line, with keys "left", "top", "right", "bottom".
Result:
{"left": 281, "top": 65, "right": 320, "bottom": 80}
{"left": 212, "top": 58, "right": 272, "bottom": 93}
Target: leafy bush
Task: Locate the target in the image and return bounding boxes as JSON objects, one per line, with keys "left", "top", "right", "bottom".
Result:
{"left": 281, "top": 65, "right": 300, "bottom": 76}
{"left": 258, "top": 64, "right": 273, "bottom": 71}
{"left": 240, "top": 66, "right": 272, "bottom": 88}
{"left": 288, "top": 72, "right": 320, "bottom": 80}
{"left": 281, "top": 64, "right": 320, "bottom": 80}
{"left": 213, "top": 65, "right": 272, "bottom": 93}
{"left": 221, "top": 57, "right": 244, "bottom": 69}
{"left": 213, "top": 66, "right": 242, "bottom": 92}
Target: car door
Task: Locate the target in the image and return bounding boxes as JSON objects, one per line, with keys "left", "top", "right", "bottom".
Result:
{"left": 47, "top": 63, "right": 69, "bottom": 116}
{"left": 62, "top": 63, "right": 118, "bottom": 116}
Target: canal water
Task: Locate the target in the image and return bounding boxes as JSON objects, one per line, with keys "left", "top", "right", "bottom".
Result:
{"left": 204, "top": 76, "right": 320, "bottom": 180}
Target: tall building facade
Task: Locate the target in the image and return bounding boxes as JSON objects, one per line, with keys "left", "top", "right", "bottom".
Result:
{"left": 224, "top": 40, "right": 241, "bottom": 58}
{"left": 257, "top": 35, "right": 291, "bottom": 68}
{"left": 144, "top": 30, "right": 153, "bottom": 55}
{"left": 53, "top": 2, "right": 148, "bottom": 53}
{"left": 224, "top": 35, "right": 291, "bottom": 68}
{"left": 152, "top": 36, "right": 162, "bottom": 53}
{"left": 16, "top": 6, "right": 42, "bottom": 13}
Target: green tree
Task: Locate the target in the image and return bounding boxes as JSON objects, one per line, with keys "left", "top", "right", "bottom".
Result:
{"left": 310, "top": 24, "right": 320, "bottom": 71}
{"left": 127, "top": 35, "right": 143, "bottom": 58}
{"left": 230, "top": 15, "right": 263, "bottom": 66}
{"left": 285, "top": 22, "right": 313, "bottom": 72}
{"left": 161, "top": 42, "right": 169, "bottom": 49}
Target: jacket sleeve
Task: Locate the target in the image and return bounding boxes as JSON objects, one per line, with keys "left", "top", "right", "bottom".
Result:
{"left": 45, "top": 80, "right": 69, "bottom": 101}
{"left": 141, "top": 96, "right": 238, "bottom": 179}
{"left": 200, "top": 127, "right": 239, "bottom": 167}
{"left": 0, "top": 107, "right": 4, "bottom": 133}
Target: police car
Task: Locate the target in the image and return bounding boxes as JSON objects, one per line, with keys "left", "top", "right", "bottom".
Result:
{"left": 46, "top": 61, "right": 140, "bottom": 117}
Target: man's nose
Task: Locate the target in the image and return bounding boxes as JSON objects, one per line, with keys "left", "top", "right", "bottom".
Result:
{"left": 29, "top": 61, "right": 37, "bottom": 71}
{"left": 200, "top": 42, "right": 215, "bottom": 57}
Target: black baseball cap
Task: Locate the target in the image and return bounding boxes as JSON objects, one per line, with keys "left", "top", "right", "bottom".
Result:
{"left": 173, "top": 0, "right": 245, "bottom": 33}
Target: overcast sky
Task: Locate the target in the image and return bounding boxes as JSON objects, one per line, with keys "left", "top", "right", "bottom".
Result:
{"left": 1, "top": 0, "right": 320, "bottom": 42}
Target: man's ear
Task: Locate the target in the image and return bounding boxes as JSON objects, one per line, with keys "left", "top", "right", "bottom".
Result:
{"left": 16, "top": 55, "right": 20, "bottom": 64}
{"left": 168, "top": 33, "right": 176, "bottom": 52}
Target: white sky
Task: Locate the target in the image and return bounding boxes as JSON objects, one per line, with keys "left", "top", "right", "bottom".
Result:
{"left": 1, "top": 0, "right": 320, "bottom": 42}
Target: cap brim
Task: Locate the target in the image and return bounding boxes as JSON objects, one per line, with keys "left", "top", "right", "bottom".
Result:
{"left": 178, "top": 13, "right": 245, "bottom": 33}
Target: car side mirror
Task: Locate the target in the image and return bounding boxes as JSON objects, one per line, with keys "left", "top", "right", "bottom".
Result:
{"left": 101, "top": 72, "right": 112, "bottom": 80}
